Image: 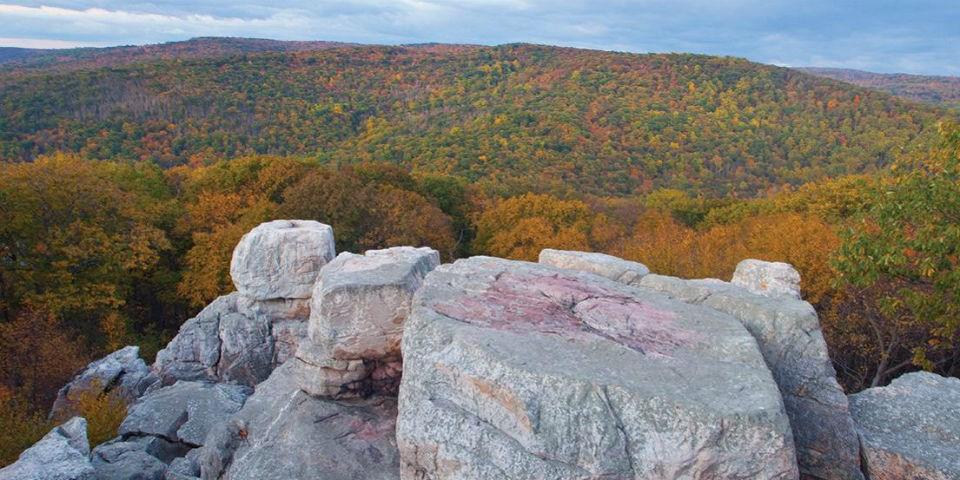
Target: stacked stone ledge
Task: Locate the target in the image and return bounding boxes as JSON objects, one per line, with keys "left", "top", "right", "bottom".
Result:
{"left": 294, "top": 246, "right": 441, "bottom": 398}
{"left": 153, "top": 219, "right": 335, "bottom": 387}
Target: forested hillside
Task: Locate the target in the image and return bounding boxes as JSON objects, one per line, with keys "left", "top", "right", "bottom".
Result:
{"left": 801, "top": 67, "right": 960, "bottom": 110}
{"left": 2, "top": 40, "right": 959, "bottom": 465}
{"left": 1, "top": 42, "right": 953, "bottom": 196}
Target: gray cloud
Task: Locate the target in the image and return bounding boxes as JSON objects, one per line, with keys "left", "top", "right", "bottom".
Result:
{"left": 0, "top": 0, "right": 957, "bottom": 75}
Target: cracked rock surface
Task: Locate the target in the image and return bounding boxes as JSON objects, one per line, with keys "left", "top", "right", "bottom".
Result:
{"left": 397, "top": 256, "right": 798, "bottom": 479}
{"left": 638, "top": 274, "right": 863, "bottom": 480}
{"left": 119, "top": 381, "right": 250, "bottom": 448}
{"left": 50, "top": 345, "right": 155, "bottom": 420}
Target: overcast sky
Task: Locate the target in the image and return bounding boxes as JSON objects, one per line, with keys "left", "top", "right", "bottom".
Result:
{"left": 0, "top": 1, "right": 957, "bottom": 75}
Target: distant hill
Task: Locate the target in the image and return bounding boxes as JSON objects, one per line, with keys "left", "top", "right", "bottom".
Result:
{"left": 0, "top": 47, "right": 47, "bottom": 64}
{"left": 0, "top": 37, "right": 356, "bottom": 72}
{"left": 799, "top": 67, "right": 960, "bottom": 109}
{"left": 0, "top": 39, "right": 955, "bottom": 197}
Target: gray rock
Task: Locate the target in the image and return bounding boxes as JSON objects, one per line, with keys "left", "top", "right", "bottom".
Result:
{"left": 230, "top": 220, "right": 335, "bottom": 300}
{"left": 234, "top": 296, "right": 310, "bottom": 366}
{"left": 398, "top": 256, "right": 797, "bottom": 479}
{"left": 299, "top": 247, "right": 439, "bottom": 398}
{"left": 51, "top": 346, "right": 153, "bottom": 420}
{"left": 308, "top": 247, "right": 440, "bottom": 358}
{"left": 0, "top": 417, "right": 95, "bottom": 480}
{"left": 215, "top": 311, "right": 273, "bottom": 386}
{"left": 152, "top": 293, "right": 283, "bottom": 387}
{"left": 154, "top": 294, "right": 238, "bottom": 385}
{"left": 197, "top": 362, "right": 399, "bottom": 480}
{"left": 731, "top": 259, "right": 802, "bottom": 299}
{"left": 639, "top": 273, "right": 862, "bottom": 480}
{"left": 90, "top": 439, "right": 167, "bottom": 480}
{"left": 165, "top": 455, "right": 200, "bottom": 480}
{"left": 538, "top": 248, "right": 649, "bottom": 285}
{"left": 120, "top": 382, "right": 250, "bottom": 447}
{"left": 849, "top": 372, "right": 960, "bottom": 480}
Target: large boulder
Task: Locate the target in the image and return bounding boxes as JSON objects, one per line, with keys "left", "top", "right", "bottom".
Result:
{"left": 297, "top": 247, "right": 439, "bottom": 398}
{"left": 0, "top": 417, "right": 95, "bottom": 480}
{"left": 51, "top": 346, "right": 155, "bottom": 420}
{"left": 119, "top": 381, "right": 250, "bottom": 448}
{"left": 197, "top": 362, "right": 399, "bottom": 480}
{"left": 639, "top": 274, "right": 862, "bottom": 480}
{"left": 538, "top": 249, "right": 649, "bottom": 285}
{"left": 230, "top": 220, "right": 335, "bottom": 300}
{"left": 398, "top": 257, "right": 797, "bottom": 479}
{"left": 849, "top": 372, "right": 960, "bottom": 480}
{"left": 731, "top": 259, "right": 802, "bottom": 299}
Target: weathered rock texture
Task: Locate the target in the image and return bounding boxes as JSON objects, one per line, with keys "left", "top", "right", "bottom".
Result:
{"left": 638, "top": 273, "right": 862, "bottom": 480}
{"left": 198, "top": 362, "right": 400, "bottom": 480}
{"left": 230, "top": 220, "right": 335, "bottom": 300}
{"left": 538, "top": 248, "right": 649, "bottom": 285}
{"left": 849, "top": 371, "right": 960, "bottom": 480}
{"left": 296, "top": 247, "right": 439, "bottom": 398}
{"left": 398, "top": 256, "right": 798, "bottom": 479}
{"left": 50, "top": 345, "right": 155, "bottom": 420}
{"left": 731, "top": 259, "right": 802, "bottom": 299}
{"left": 0, "top": 417, "right": 95, "bottom": 480}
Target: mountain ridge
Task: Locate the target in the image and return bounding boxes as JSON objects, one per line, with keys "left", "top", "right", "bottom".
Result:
{"left": 0, "top": 39, "right": 955, "bottom": 197}
{"left": 799, "top": 67, "right": 960, "bottom": 109}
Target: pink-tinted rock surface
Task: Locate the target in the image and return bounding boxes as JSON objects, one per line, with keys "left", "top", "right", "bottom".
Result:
{"left": 398, "top": 256, "right": 798, "bottom": 480}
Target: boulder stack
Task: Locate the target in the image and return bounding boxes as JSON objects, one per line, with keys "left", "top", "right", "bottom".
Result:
{"left": 296, "top": 247, "right": 440, "bottom": 398}
{"left": 154, "top": 220, "right": 336, "bottom": 387}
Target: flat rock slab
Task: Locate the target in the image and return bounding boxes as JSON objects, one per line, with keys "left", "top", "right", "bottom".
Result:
{"left": 538, "top": 248, "right": 649, "bottom": 285}
{"left": 0, "top": 417, "right": 94, "bottom": 480}
{"left": 120, "top": 381, "right": 250, "bottom": 447}
{"left": 230, "top": 220, "right": 336, "bottom": 300}
{"left": 849, "top": 372, "right": 960, "bottom": 480}
{"left": 198, "top": 362, "right": 399, "bottom": 480}
{"left": 398, "top": 256, "right": 797, "bottom": 480}
{"left": 639, "top": 274, "right": 862, "bottom": 480}
{"left": 731, "top": 259, "right": 801, "bottom": 300}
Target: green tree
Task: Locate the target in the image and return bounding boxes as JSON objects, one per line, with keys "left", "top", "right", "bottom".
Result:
{"left": 833, "top": 122, "right": 960, "bottom": 386}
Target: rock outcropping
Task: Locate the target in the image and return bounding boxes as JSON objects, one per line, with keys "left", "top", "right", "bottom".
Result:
{"left": 398, "top": 256, "right": 797, "bottom": 479}
{"left": 0, "top": 418, "right": 95, "bottom": 480}
{"left": 50, "top": 346, "right": 155, "bottom": 420}
{"left": 154, "top": 220, "right": 336, "bottom": 387}
{"left": 849, "top": 371, "right": 960, "bottom": 480}
{"left": 8, "top": 221, "right": 948, "bottom": 480}
{"left": 636, "top": 274, "right": 863, "bottom": 480}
